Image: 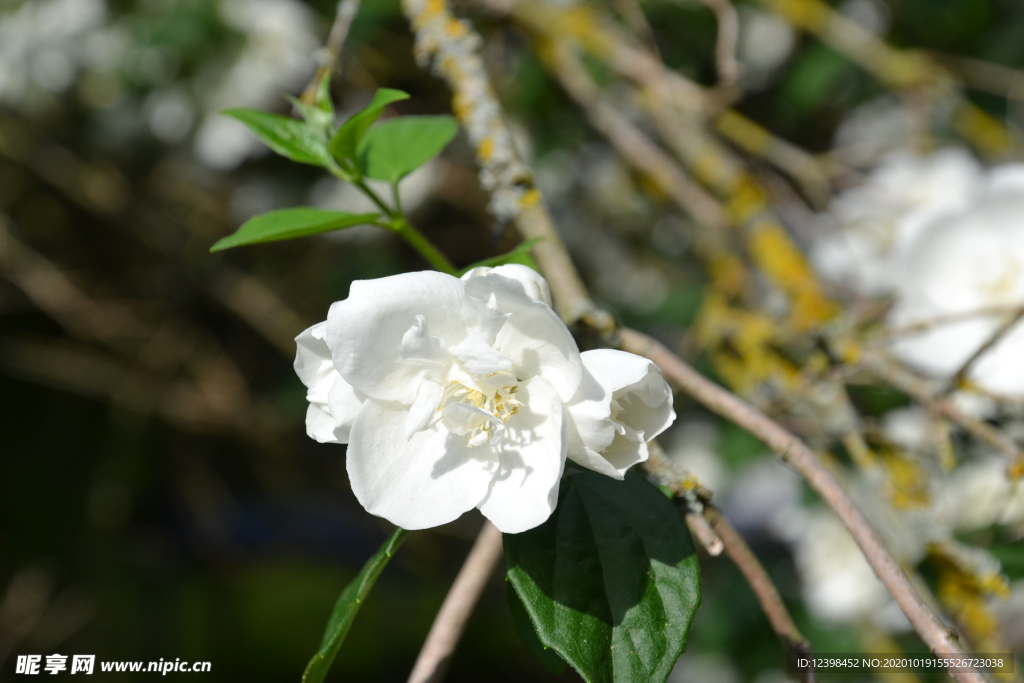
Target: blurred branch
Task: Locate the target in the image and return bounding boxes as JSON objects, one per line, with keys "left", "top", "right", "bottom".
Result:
{"left": 857, "top": 350, "right": 1024, "bottom": 478}
{"left": 752, "top": 0, "right": 1022, "bottom": 158}
{"left": 407, "top": 522, "right": 503, "bottom": 683}
{"left": 647, "top": 444, "right": 814, "bottom": 681}
{"left": 926, "top": 52, "right": 1024, "bottom": 103}
{"left": 301, "top": 0, "right": 362, "bottom": 105}
{"left": 699, "top": 0, "right": 740, "bottom": 90}
{"left": 618, "top": 327, "right": 983, "bottom": 683}
{"left": 208, "top": 268, "right": 311, "bottom": 356}
{"left": 402, "top": 0, "right": 610, "bottom": 330}
{"left": 703, "top": 506, "right": 816, "bottom": 683}
{"left": 949, "top": 308, "right": 1024, "bottom": 390}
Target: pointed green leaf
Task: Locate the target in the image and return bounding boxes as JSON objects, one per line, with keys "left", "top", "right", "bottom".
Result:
{"left": 222, "top": 108, "right": 332, "bottom": 167}
{"left": 457, "top": 238, "right": 542, "bottom": 276}
{"left": 508, "top": 584, "right": 566, "bottom": 675}
{"left": 303, "top": 527, "right": 409, "bottom": 683}
{"left": 329, "top": 88, "right": 410, "bottom": 170}
{"left": 210, "top": 208, "right": 380, "bottom": 252}
{"left": 359, "top": 115, "right": 459, "bottom": 183}
{"left": 504, "top": 472, "right": 701, "bottom": 683}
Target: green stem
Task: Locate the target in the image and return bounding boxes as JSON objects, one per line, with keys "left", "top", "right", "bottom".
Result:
{"left": 330, "top": 163, "right": 457, "bottom": 276}
{"left": 394, "top": 216, "right": 458, "bottom": 275}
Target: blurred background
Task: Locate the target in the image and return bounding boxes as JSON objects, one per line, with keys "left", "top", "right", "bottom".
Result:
{"left": 1, "top": 0, "right": 1023, "bottom": 681}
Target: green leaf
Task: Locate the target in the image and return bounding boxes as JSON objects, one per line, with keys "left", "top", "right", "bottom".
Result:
{"left": 359, "top": 115, "right": 459, "bottom": 183}
{"left": 508, "top": 585, "right": 566, "bottom": 675}
{"left": 302, "top": 527, "right": 409, "bottom": 683}
{"left": 504, "top": 472, "right": 701, "bottom": 683}
{"left": 456, "top": 238, "right": 542, "bottom": 276}
{"left": 210, "top": 208, "right": 380, "bottom": 252}
{"left": 284, "top": 73, "right": 336, "bottom": 138}
{"left": 222, "top": 108, "right": 332, "bottom": 167}
{"left": 329, "top": 88, "right": 409, "bottom": 171}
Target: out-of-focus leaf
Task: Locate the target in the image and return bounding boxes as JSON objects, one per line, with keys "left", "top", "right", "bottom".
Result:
{"left": 210, "top": 208, "right": 380, "bottom": 252}
{"left": 504, "top": 471, "right": 701, "bottom": 683}
{"left": 359, "top": 115, "right": 459, "bottom": 183}
{"left": 456, "top": 239, "right": 541, "bottom": 276}
{"left": 329, "top": 88, "right": 409, "bottom": 171}
{"left": 222, "top": 109, "right": 332, "bottom": 167}
{"left": 302, "top": 527, "right": 409, "bottom": 683}
{"left": 508, "top": 584, "right": 566, "bottom": 675}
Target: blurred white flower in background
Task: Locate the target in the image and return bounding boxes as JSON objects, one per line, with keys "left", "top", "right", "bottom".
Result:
{"left": 888, "top": 166, "right": 1024, "bottom": 398}
{"left": 812, "top": 147, "right": 982, "bottom": 296}
{"left": 666, "top": 419, "right": 729, "bottom": 491}
{"left": 195, "top": 0, "right": 318, "bottom": 169}
{"left": 737, "top": 7, "right": 795, "bottom": 89}
{"left": 0, "top": 0, "right": 107, "bottom": 105}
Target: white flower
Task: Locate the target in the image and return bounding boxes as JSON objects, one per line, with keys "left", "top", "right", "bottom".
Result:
{"left": 888, "top": 167, "right": 1024, "bottom": 398}
{"left": 293, "top": 265, "right": 675, "bottom": 533}
{"left": 566, "top": 349, "right": 675, "bottom": 479}
{"left": 812, "top": 147, "right": 981, "bottom": 296}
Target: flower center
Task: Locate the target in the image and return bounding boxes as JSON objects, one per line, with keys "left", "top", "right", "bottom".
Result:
{"left": 440, "top": 372, "right": 522, "bottom": 448}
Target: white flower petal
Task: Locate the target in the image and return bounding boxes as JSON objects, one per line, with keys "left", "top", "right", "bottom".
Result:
{"left": 306, "top": 403, "right": 340, "bottom": 443}
{"left": 566, "top": 364, "right": 616, "bottom": 454}
{"left": 477, "top": 376, "right": 567, "bottom": 534}
{"left": 347, "top": 398, "right": 496, "bottom": 530}
{"left": 400, "top": 314, "right": 451, "bottom": 363}
{"left": 327, "top": 272, "right": 467, "bottom": 404}
{"left": 462, "top": 264, "right": 553, "bottom": 307}
{"left": 294, "top": 321, "right": 335, "bottom": 404}
{"left": 449, "top": 333, "right": 513, "bottom": 376}
{"left": 406, "top": 380, "right": 443, "bottom": 440}
{"left": 464, "top": 271, "right": 582, "bottom": 402}
{"left": 462, "top": 291, "right": 508, "bottom": 344}
{"left": 326, "top": 373, "right": 367, "bottom": 444}
{"left": 582, "top": 349, "right": 675, "bottom": 440}
{"left": 441, "top": 402, "right": 493, "bottom": 435}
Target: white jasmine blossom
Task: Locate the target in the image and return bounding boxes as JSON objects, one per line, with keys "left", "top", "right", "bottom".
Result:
{"left": 293, "top": 265, "right": 675, "bottom": 533}
{"left": 888, "top": 167, "right": 1024, "bottom": 397}
{"left": 812, "top": 147, "right": 981, "bottom": 296}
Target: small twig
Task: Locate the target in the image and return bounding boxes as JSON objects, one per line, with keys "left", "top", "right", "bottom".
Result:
{"left": 859, "top": 350, "right": 1024, "bottom": 478}
{"left": 703, "top": 506, "right": 816, "bottom": 683}
{"left": 618, "top": 327, "right": 983, "bottom": 683}
{"left": 925, "top": 51, "right": 1024, "bottom": 103}
{"left": 700, "top": 0, "right": 740, "bottom": 89}
{"left": 407, "top": 522, "right": 504, "bottom": 683}
{"left": 949, "top": 307, "right": 1024, "bottom": 390}
{"left": 887, "top": 304, "right": 1024, "bottom": 337}
{"left": 300, "top": 0, "right": 362, "bottom": 105}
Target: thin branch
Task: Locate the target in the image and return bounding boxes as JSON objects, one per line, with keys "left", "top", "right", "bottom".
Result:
{"left": 949, "top": 307, "right": 1024, "bottom": 389}
{"left": 618, "top": 327, "right": 984, "bottom": 683}
{"left": 300, "top": 0, "right": 362, "bottom": 104}
{"left": 703, "top": 506, "right": 816, "bottom": 683}
{"left": 887, "top": 304, "right": 1024, "bottom": 337}
{"left": 401, "top": 0, "right": 608, "bottom": 329}
{"left": 700, "top": 0, "right": 740, "bottom": 89}
{"left": 407, "top": 522, "right": 504, "bottom": 683}
{"left": 858, "top": 350, "right": 1024, "bottom": 478}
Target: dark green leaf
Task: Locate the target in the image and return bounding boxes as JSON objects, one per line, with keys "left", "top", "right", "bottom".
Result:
{"left": 508, "top": 584, "right": 566, "bottom": 675}
{"left": 329, "top": 88, "right": 409, "bottom": 170}
{"left": 210, "top": 208, "right": 380, "bottom": 252}
{"left": 456, "top": 238, "right": 542, "bottom": 276}
{"left": 222, "top": 108, "right": 332, "bottom": 167}
{"left": 505, "top": 472, "right": 701, "bottom": 683}
{"left": 302, "top": 527, "right": 409, "bottom": 683}
{"left": 359, "top": 115, "right": 459, "bottom": 183}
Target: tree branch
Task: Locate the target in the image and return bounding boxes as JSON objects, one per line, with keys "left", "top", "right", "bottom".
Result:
{"left": 618, "top": 327, "right": 984, "bottom": 683}
{"left": 407, "top": 522, "right": 504, "bottom": 683}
